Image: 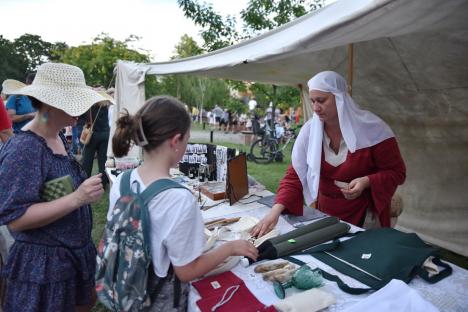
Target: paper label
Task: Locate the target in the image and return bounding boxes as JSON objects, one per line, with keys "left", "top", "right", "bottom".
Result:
{"left": 361, "top": 253, "right": 372, "bottom": 259}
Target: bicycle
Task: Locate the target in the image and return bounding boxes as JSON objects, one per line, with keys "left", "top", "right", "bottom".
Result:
{"left": 248, "top": 121, "right": 297, "bottom": 164}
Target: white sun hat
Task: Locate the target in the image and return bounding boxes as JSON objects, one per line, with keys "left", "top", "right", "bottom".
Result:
{"left": 1, "top": 79, "right": 26, "bottom": 95}
{"left": 9, "top": 63, "right": 106, "bottom": 117}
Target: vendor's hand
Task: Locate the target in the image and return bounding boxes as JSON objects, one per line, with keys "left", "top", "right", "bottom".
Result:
{"left": 341, "top": 176, "right": 369, "bottom": 200}
{"left": 250, "top": 204, "right": 283, "bottom": 238}
{"left": 227, "top": 240, "right": 258, "bottom": 261}
{"left": 73, "top": 173, "right": 104, "bottom": 207}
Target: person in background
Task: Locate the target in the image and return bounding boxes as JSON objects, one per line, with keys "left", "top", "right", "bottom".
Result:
{"left": 109, "top": 96, "right": 258, "bottom": 310}
{"left": 248, "top": 97, "right": 257, "bottom": 112}
{"left": 212, "top": 105, "right": 223, "bottom": 130}
{"left": 71, "top": 114, "right": 85, "bottom": 156}
{"left": 0, "top": 63, "right": 105, "bottom": 311}
{"left": 0, "top": 97, "right": 13, "bottom": 144}
{"left": 295, "top": 106, "right": 302, "bottom": 124}
{"left": 252, "top": 71, "right": 406, "bottom": 237}
{"left": 191, "top": 106, "right": 199, "bottom": 122}
{"left": 220, "top": 109, "right": 229, "bottom": 132}
{"left": 5, "top": 73, "right": 37, "bottom": 132}
{"left": 80, "top": 88, "right": 112, "bottom": 189}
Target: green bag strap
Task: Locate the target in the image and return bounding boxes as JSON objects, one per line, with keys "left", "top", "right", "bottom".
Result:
{"left": 283, "top": 233, "right": 374, "bottom": 295}
{"left": 140, "top": 178, "right": 188, "bottom": 206}
{"left": 119, "top": 170, "right": 188, "bottom": 201}
{"left": 417, "top": 257, "right": 452, "bottom": 283}
{"left": 118, "top": 170, "right": 188, "bottom": 255}
{"left": 283, "top": 254, "right": 373, "bottom": 295}
{"left": 119, "top": 170, "right": 133, "bottom": 196}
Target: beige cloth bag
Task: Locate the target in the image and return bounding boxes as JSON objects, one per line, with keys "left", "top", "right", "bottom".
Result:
{"left": 274, "top": 288, "right": 335, "bottom": 312}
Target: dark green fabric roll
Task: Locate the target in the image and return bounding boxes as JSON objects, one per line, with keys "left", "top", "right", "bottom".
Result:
{"left": 255, "top": 221, "right": 350, "bottom": 262}
{"left": 271, "top": 222, "right": 350, "bottom": 258}
{"left": 267, "top": 216, "right": 339, "bottom": 246}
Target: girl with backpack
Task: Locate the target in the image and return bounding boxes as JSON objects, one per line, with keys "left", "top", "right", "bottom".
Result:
{"left": 108, "top": 96, "right": 258, "bottom": 311}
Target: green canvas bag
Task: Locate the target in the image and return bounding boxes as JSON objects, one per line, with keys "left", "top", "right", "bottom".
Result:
{"left": 287, "top": 228, "right": 452, "bottom": 294}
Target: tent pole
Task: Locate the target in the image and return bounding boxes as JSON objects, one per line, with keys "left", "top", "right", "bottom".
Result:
{"left": 347, "top": 43, "right": 354, "bottom": 96}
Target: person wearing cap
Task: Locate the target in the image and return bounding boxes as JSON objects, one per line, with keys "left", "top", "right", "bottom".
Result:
{"left": 0, "top": 63, "right": 106, "bottom": 311}
{"left": 5, "top": 73, "right": 37, "bottom": 132}
{"left": 252, "top": 71, "right": 406, "bottom": 237}
{"left": 0, "top": 97, "right": 13, "bottom": 144}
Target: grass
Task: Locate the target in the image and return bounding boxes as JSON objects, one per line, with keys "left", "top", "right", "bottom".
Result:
{"left": 90, "top": 124, "right": 467, "bottom": 310}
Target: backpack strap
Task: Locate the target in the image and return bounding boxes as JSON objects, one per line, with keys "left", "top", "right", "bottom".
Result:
{"left": 140, "top": 178, "right": 188, "bottom": 205}
{"left": 119, "top": 170, "right": 134, "bottom": 196}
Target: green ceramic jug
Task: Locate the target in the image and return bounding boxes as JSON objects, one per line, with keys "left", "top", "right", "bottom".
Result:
{"left": 273, "top": 265, "right": 323, "bottom": 299}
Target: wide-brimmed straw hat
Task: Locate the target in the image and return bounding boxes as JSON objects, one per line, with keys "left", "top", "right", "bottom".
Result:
{"left": 8, "top": 63, "right": 106, "bottom": 117}
{"left": 1, "top": 79, "right": 26, "bottom": 95}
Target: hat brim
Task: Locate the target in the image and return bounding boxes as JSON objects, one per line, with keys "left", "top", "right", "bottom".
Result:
{"left": 96, "top": 90, "right": 115, "bottom": 105}
{"left": 14, "top": 85, "right": 107, "bottom": 117}
{"left": 2, "top": 79, "right": 27, "bottom": 95}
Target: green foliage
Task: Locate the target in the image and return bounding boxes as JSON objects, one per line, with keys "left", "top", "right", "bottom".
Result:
{"left": 177, "top": 0, "right": 239, "bottom": 51}
{"left": 0, "top": 35, "right": 27, "bottom": 83}
{"left": 147, "top": 35, "right": 232, "bottom": 112}
{"left": 224, "top": 97, "right": 248, "bottom": 114}
{"left": 57, "top": 33, "right": 150, "bottom": 87}
{"left": 0, "top": 34, "right": 65, "bottom": 83}
{"left": 241, "top": 0, "right": 323, "bottom": 34}
{"left": 174, "top": 34, "right": 204, "bottom": 58}
{"left": 13, "top": 34, "right": 53, "bottom": 71}
{"left": 249, "top": 83, "right": 301, "bottom": 116}
{"left": 178, "top": 0, "right": 324, "bottom": 49}
{"left": 177, "top": 0, "right": 321, "bottom": 111}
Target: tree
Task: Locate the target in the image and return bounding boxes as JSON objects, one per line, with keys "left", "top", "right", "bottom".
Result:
{"left": 174, "top": 34, "right": 204, "bottom": 58}
{"left": 178, "top": 0, "right": 323, "bottom": 50}
{"left": 177, "top": 0, "right": 239, "bottom": 51}
{"left": 241, "top": 0, "right": 323, "bottom": 34}
{"left": 57, "top": 33, "right": 150, "bottom": 87}
{"left": 14, "top": 34, "right": 53, "bottom": 72}
{"left": 0, "top": 36, "right": 28, "bottom": 83}
{"left": 153, "top": 34, "right": 232, "bottom": 113}
{"left": 0, "top": 34, "right": 65, "bottom": 83}
{"left": 177, "top": 0, "right": 323, "bottom": 110}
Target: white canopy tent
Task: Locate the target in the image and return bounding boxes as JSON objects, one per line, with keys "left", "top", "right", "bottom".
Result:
{"left": 110, "top": 0, "right": 468, "bottom": 256}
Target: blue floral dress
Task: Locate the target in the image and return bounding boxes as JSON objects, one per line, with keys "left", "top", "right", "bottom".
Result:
{"left": 0, "top": 131, "right": 96, "bottom": 311}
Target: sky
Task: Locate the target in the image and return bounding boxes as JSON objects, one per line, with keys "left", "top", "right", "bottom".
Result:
{"left": 0, "top": 0, "right": 249, "bottom": 62}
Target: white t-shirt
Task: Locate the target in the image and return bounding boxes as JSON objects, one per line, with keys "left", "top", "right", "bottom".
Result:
{"left": 248, "top": 99, "right": 257, "bottom": 110}
{"left": 108, "top": 170, "right": 205, "bottom": 278}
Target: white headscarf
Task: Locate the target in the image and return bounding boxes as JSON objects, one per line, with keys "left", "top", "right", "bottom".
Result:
{"left": 291, "top": 71, "right": 394, "bottom": 206}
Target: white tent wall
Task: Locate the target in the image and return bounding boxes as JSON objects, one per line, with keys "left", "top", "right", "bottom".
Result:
{"left": 111, "top": 0, "right": 468, "bottom": 255}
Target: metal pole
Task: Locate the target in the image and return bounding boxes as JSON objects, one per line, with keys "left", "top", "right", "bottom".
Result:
{"left": 210, "top": 130, "right": 213, "bottom": 143}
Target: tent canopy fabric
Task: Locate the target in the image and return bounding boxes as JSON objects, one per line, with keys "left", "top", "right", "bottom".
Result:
{"left": 112, "top": 0, "right": 468, "bottom": 256}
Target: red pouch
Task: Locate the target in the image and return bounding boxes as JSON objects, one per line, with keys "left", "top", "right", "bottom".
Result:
{"left": 192, "top": 271, "right": 277, "bottom": 312}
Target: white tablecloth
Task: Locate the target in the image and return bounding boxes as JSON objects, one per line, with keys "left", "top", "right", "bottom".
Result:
{"left": 189, "top": 198, "right": 468, "bottom": 312}
{"left": 106, "top": 168, "right": 468, "bottom": 311}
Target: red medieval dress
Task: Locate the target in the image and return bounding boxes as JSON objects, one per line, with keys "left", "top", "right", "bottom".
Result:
{"left": 275, "top": 137, "right": 406, "bottom": 227}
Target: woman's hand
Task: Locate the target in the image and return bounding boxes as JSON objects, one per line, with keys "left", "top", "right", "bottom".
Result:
{"left": 250, "top": 204, "right": 284, "bottom": 238}
{"left": 227, "top": 240, "right": 259, "bottom": 261}
{"left": 341, "top": 176, "right": 370, "bottom": 200}
{"left": 73, "top": 173, "right": 104, "bottom": 207}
